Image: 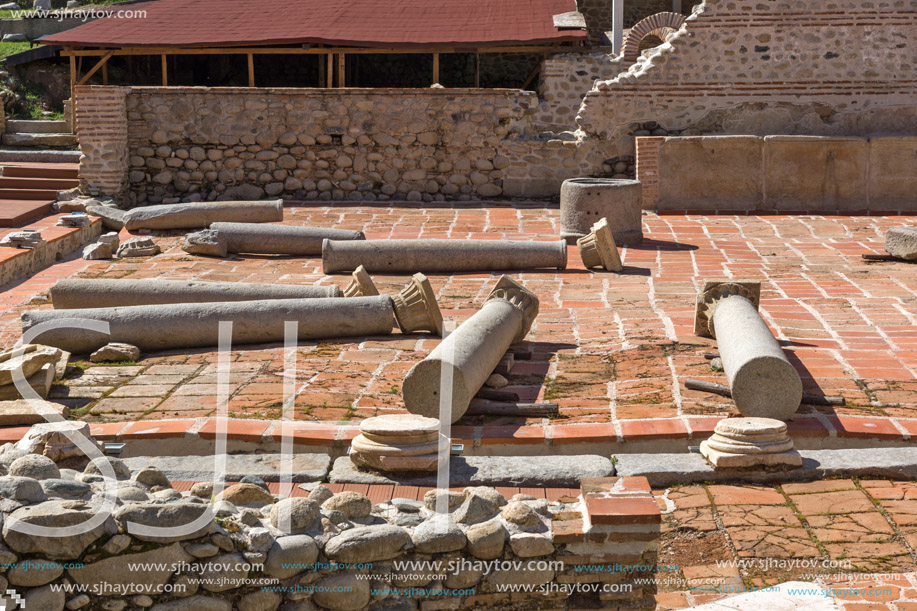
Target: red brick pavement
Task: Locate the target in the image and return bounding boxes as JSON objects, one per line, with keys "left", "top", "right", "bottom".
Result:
{"left": 0, "top": 205, "right": 914, "bottom": 439}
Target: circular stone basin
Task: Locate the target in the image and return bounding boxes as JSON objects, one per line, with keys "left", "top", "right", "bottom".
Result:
{"left": 560, "top": 177, "right": 643, "bottom": 246}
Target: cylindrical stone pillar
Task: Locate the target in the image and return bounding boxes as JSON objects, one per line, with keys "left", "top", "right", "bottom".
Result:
{"left": 123, "top": 200, "right": 284, "bottom": 231}
{"left": 402, "top": 277, "right": 538, "bottom": 423}
{"left": 697, "top": 282, "right": 802, "bottom": 421}
{"left": 49, "top": 279, "right": 341, "bottom": 309}
{"left": 322, "top": 239, "right": 567, "bottom": 274}
{"left": 208, "top": 222, "right": 365, "bottom": 255}
{"left": 560, "top": 178, "right": 643, "bottom": 246}
{"left": 22, "top": 296, "right": 394, "bottom": 353}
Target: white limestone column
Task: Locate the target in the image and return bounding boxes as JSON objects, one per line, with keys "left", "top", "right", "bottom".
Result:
{"left": 402, "top": 277, "right": 538, "bottom": 423}
{"left": 696, "top": 282, "right": 802, "bottom": 421}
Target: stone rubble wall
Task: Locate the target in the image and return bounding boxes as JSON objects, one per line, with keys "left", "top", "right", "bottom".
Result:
{"left": 75, "top": 85, "right": 610, "bottom": 202}
{"left": 535, "top": 51, "right": 631, "bottom": 133}
{"left": 122, "top": 87, "right": 544, "bottom": 205}
{"left": 638, "top": 135, "right": 917, "bottom": 212}
{"left": 578, "top": 0, "right": 917, "bottom": 159}
{"left": 0, "top": 441, "right": 660, "bottom": 611}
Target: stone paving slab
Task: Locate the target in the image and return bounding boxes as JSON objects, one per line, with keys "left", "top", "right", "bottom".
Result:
{"left": 690, "top": 581, "right": 841, "bottom": 610}
{"left": 0, "top": 206, "right": 915, "bottom": 439}
{"left": 328, "top": 453, "right": 615, "bottom": 487}
{"left": 121, "top": 452, "right": 331, "bottom": 482}
{"left": 617, "top": 447, "right": 917, "bottom": 487}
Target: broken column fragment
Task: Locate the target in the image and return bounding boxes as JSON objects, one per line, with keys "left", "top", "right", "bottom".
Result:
{"left": 22, "top": 296, "right": 394, "bottom": 353}
{"left": 694, "top": 280, "right": 802, "bottom": 421}
{"left": 122, "top": 200, "right": 284, "bottom": 231}
{"left": 402, "top": 276, "right": 538, "bottom": 423}
{"left": 343, "top": 265, "right": 379, "bottom": 298}
{"left": 350, "top": 414, "right": 447, "bottom": 472}
{"left": 577, "top": 218, "right": 623, "bottom": 271}
{"left": 885, "top": 226, "right": 917, "bottom": 260}
{"left": 49, "top": 279, "right": 341, "bottom": 309}
{"left": 700, "top": 417, "right": 801, "bottom": 469}
{"left": 392, "top": 273, "right": 443, "bottom": 336}
{"left": 322, "top": 239, "right": 567, "bottom": 273}
{"left": 183, "top": 222, "right": 365, "bottom": 257}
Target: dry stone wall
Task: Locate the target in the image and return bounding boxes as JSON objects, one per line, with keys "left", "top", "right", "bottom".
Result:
{"left": 578, "top": 0, "right": 917, "bottom": 158}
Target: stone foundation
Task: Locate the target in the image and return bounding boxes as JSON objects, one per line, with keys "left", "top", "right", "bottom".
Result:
{"left": 0, "top": 437, "right": 660, "bottom": 611}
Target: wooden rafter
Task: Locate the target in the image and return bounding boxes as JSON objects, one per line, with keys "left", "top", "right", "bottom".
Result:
{"left": 76, "top": 50, "right": 114, "bottom": 86}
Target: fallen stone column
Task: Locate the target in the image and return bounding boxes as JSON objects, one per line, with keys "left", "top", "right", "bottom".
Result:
{"left": 185, "top": 222, "right": 365, "bottom": 256}
{"left": 122, "top": 200, "right": 283, "bottom": 231}
{"left": 695, "top": 281, "right": 802, "bottom": 420}
{"left": 22, "top": 296, "right": 394, "bottom": 353}
{"left": 402, "top": 276, "right": 538, "bottom": 423}
{"left": 322, "top": 239, "right": 567, "bottom": 273}
{"left": 49, "top": 279, "right": 341, "bottom": 309}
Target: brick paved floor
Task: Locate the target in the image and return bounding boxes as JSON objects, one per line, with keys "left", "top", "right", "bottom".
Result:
{"left": 0, "top": 205, "right": 915, "bottom": 431}
{"left": 654, "top": 479, "right": 917, "bottom": 610}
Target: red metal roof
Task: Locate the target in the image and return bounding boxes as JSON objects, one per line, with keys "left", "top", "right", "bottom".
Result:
{"left": 41, "top": 0, "right": 586, "bottom": 48}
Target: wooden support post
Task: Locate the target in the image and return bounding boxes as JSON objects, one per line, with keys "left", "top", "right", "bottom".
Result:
{"left": 318, "top": 53, "right": 325, "bottom": 87}
{"left": 102, "top": 61, "right": 108, "bottom": 85}
{"left": 247, "top": 53, "right": 255, "bottom": 87}
{"left": 432, "top": 52, "right": 439, "bottom": 85}
{"left": 69, "top": 54, "right": 76, "bottom": 98}
{"left": 326, "top": 53, "right": 333, "bottom": 88}
{"left": 337, "top": 53, "right": 345, "bottom": 87}
{"left": 161, "top": 54, "right": 168, "bottom": 86}
{"left": 474, "top": 53, "right": 480, "bottom": 88}
{"left": 76, "top": 50, "right": 114, "bottom": 86}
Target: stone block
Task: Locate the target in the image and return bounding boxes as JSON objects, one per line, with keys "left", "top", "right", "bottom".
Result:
{"left": 868, "top": 137, "right": 917, "bottom": 211}
{"left": 764, "top": 136, "right": 868, "bottom": 211}
{"left": 657, "top": 136, "right": 762, "bottom": 211}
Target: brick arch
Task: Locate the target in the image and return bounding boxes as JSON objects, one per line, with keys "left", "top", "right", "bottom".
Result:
{"left": 622, "top": 12, "right": 687, "bottom": 62}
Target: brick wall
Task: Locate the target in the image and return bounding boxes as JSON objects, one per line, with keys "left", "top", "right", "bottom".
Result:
{"left": 578, "top": 0, "right": 917, "bottom": 158}
{"left": 74, "top": 85, "right": 129, "bottom": 196}
{"left": 577, "top": 0, "right": 680, "bottom": 43}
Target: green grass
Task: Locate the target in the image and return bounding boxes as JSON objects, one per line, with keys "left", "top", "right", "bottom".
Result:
{"left": 0, "top": 41, "right": 30, "bottom": 62}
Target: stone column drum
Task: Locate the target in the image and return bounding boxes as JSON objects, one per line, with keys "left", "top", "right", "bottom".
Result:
{"left": 122, "top": 200, "right": 284, "bottom": 231}
{"left": 22, "top": 296, "right": 395, "bottom": 353}
{"left": 560, "top": 178, "right": 643, "bottom": 246}
{"left": 402, "top": 276, "right": 538, "bottom": 423}
{"left": 695, "top": 281, "right": 802, "bottom": 421}
{"left": 187, "top": 222, "right": 366, "bottom": 256}
{"left": 49, "top": 279, "right": 341, "bottom": 309}
{"left": 322, "top": 239, "right": 567, "bottom": 273}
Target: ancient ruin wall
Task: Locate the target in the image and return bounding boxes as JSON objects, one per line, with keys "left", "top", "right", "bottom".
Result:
{"left": 76, "top": 85, "right": 607, "bottom": 202}
{"left": 119, "top": 87, "right": 544, "bottom": 204}
{"left": 577, "top": 0, "right": 917, "bottom": 157}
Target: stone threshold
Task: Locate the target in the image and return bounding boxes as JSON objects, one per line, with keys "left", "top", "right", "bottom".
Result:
{"left": 0, "top": 414, "right": 913, "bottom": 457}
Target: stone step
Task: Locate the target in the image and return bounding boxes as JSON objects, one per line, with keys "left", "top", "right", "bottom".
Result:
{"left": 121, "top": 453, "right": 332, "bottom": 483}
{"left": 0, "top": 176, "right": 79, "bottom": 190}
{"left": 5, "top": 119, "right": 71, "bottom": 134}
{"left": 0, "top": 186, "right": 60, "bottom": 200}
{"left": 0, "top": 199, "right": 53, "bottom": 227}
{"left": 1, "top": 162, "right": 79, "bottom": 179}
{"left": 0, "top": 133, "right": 78, "bottom": 147}
{"left": 0, "top": 149, "right": 80, "bottom": 163}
